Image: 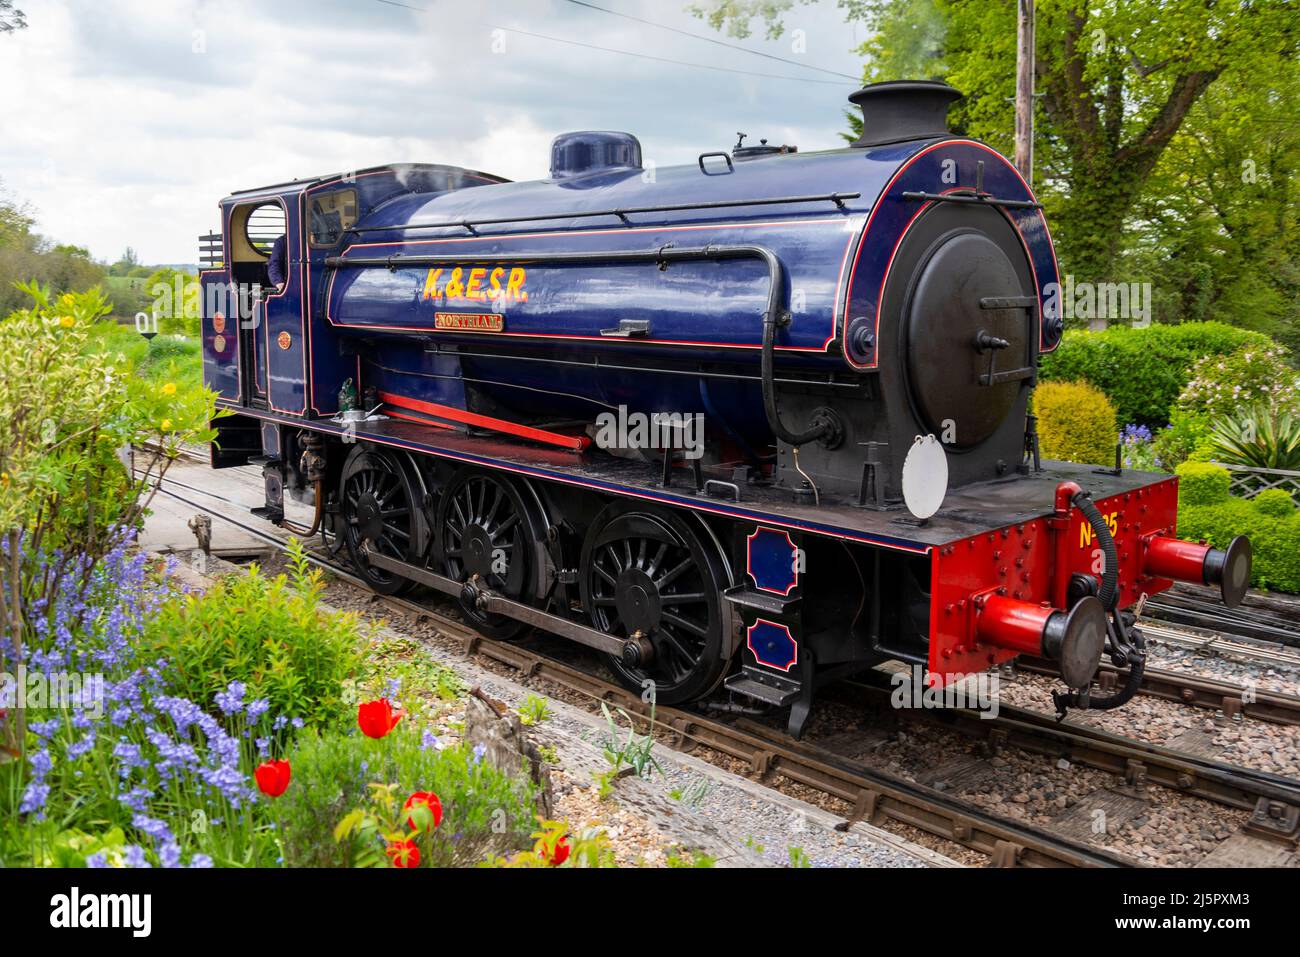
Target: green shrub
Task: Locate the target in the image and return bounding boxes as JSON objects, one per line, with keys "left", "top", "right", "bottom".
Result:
{"left": 1254, "top": 489, "right": 1297, "bottom": 518}
{"left": 270, "top": 726, "right": 539, "bottom": 868}
{"left": 1175, "top": 462, "right": 1231, "bottom": 507}
{"left": 1178, "top": 497, "right": 1300, "bottom": 594}
{"left": 1178, "top": 344, "right": 1300, "bottom": 421}
{"left": 1034, "top": 380, "right": 1117, "bottom": 467}
{"left": 1152, "top": 409, "right": 1217, "bottom": 470}
{"left": 0, "top": 285, "right": 216, "bottom": 550}
{"left": 1039, "top": 322, "right": 1275, "bottom": 427}
{"left": 141, "top": 541, "right": 367, "bottom": 731}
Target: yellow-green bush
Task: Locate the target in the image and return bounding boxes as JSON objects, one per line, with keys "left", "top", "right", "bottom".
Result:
{"left": 1034, "top": 381, "right": 1117, "bottom": 467}
{"left": 1178, "top": 495, "right": 1300, "bottom": 594}
{"left": 1174, "top": 461, "right": 1231, "bottom": 507}
{"left": 1255, "top": 488, "right": 1296, "bottom": 517}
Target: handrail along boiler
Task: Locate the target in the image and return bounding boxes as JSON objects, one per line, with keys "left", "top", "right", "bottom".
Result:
{"left": 199, "top": 81, "right": 1252, "bottom": 736}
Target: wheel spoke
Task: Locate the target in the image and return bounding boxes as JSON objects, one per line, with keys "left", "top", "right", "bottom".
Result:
{"left": 484, "top": 485, "right": 503, "bottom": 527}
{"left": 656, "top": 557, "right": 693, "bottom": 590}
{"left": 646, "top": 542, "right": 668, "bottom": 577}
{"left": 661, "top": 592, "right": 706, "bottom": 606}
{"left": 663, "top": 611, "right": 707, "bottom": 638}
{"left": 490, "top": 511, "right": 519, "bottom": 542}
{"left": 657, "top": 627, "right": 695, "bottom": 678}
{"left": 604, "top": 544, "right": 624, "bottom": 573}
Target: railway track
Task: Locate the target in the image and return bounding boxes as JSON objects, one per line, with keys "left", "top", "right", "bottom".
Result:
{"left": 1146, "top": 584, "right": 1300, "bottom": 648}
{"left": 841, "top": 671, "right": 1300, "bottom": 836}
{"left": 142, "top": 455, "right": 1300, "bottom": 860}
{"left": 147, "top": 471, "right": 1130, "bottom": 869}
{"left": 1014, "top": 654, "right": 1300, "bottom": 727}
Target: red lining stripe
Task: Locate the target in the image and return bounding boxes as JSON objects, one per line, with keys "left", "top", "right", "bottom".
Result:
{"left": 378, "top": 391, "right": 590, "bottom": 451}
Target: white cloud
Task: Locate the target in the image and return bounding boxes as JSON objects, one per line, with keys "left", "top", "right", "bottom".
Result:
{"left": 0, "top": 0, "right": 866, "bottom": 263}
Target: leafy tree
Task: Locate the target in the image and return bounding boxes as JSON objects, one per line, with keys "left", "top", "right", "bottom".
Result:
{"left": 0, "top": 182, "right": 35, "bottom": 248}
{"left": 691, "top": 0, "right": 1299, "bottom": 345}
{"left": 1130, "top": 54, "right": 1300, "bottom": 343}
{"left": 0, "top": 183, "right": 111, "bottom": 315}
{"left": 108, "top": 247, "right": 141, "bottom": 277}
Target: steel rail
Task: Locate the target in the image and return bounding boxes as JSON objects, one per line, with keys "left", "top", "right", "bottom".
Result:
{"left": 1013, "top": 657, "right": 1300, "bottom": 727}
{"left": 847, "top": 673, "right": 1300, "bottom": 835}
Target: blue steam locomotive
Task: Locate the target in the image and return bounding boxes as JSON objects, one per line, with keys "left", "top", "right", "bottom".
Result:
{"left": 200, "top": 82, "right": 1250, "bottom": 735}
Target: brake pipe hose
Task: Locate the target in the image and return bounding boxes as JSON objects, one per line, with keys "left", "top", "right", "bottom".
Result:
{"left": 1071, "top": 489, "right": 1118, "bottom": 611}
{"left": 1052, "top": 487, "right": 1142, "bottom": 715}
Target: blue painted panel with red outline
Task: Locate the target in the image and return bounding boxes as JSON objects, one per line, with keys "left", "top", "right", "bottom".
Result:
{"left": 747, "top": 527, "right": 800, "bottom": 595}
{"left": 746, "top": 619, "right": 798, "bottom": 672}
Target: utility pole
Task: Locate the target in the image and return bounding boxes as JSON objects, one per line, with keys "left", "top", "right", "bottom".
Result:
{"left": 1014, "top": 0, "right": 1035, "bottom": 185}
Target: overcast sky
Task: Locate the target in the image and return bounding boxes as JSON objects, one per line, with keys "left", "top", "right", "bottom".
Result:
{"left": 0, "top": 0, "right": 870, "bottom": 264}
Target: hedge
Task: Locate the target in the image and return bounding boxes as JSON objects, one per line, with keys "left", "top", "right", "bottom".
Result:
{"left": 1174, "top": 461, "right": 1231, "bottom": 506}
{"left": 1035, "top": 380, "right": 1118, "bottom": 467}
{"left": 1175, "top": 463, "right": 1300, "bottom": 593}
{"left": 1039, "top": 322, "right": 1273, "bottom": 428}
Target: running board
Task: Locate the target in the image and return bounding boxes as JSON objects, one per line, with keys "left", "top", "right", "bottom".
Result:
{"left": 357, "top": 545, "right": 652, "bottom": 665}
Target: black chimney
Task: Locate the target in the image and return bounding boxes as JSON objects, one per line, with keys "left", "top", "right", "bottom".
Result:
{"left": 848, "top": 80, "right": 962, "bottom": 148}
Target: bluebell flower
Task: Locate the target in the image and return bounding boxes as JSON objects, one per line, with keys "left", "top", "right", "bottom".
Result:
{"left": 67, "top": 731, "right": 97, "bottom": 761}
{"left": 19, "top": 782, "right": 50, "bottom": 817}
{"left": 131, "top": 813, "right": 174, "bottom": 845}
{"left": 124, "top": 845, "right": 151, "bottom": 869}
{"left": 245, "top": 698, "right": 271, "bottom": 723}
{"left": 214, "top": 680, "right": 247, "bottom": 716}
{"left": 473, "top": 743, "right": 487, "bottom": 764}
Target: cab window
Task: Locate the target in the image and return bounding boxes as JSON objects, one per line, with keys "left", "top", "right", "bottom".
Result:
{"left": 309, "top": 189, "right": 358, "bottom": 247}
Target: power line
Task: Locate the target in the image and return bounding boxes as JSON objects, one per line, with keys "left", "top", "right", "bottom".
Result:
{"left": 363, "top": 0, "right": 848, "bottom": 85}
{"left": 561, "top": 0, "right": 860, "bottom": 81}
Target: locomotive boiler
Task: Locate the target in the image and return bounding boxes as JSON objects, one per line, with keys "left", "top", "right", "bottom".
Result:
{"left": 200, "top": 81, "right": 1252, "bottom": 735}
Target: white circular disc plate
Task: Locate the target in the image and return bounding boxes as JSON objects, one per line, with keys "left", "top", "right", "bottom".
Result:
{"left": 902, "top": 434, "right": 949, "bottom": 520}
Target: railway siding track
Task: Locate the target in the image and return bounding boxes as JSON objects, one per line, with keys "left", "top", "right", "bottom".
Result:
{"left": 1015, "top": 656, "right": 1300, "bottom": 727}
{"left": 848, "top": 674, "right": 1300, "bottom": 847}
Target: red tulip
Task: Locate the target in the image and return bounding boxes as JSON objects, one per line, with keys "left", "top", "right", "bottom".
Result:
{"left": 254, "top": 759, "right": 291, "bottom": 798}
{"left": 543, "top": 835, "right": 570, "bottom": 867}
{"left": 386, "top": 838, "right": 420, "bottom": 868}
{"left": 357, "top": 698, "right": 403, "bottom": 739}
{"left": 403, "top": 791, "right": 443, "bottom": 833}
